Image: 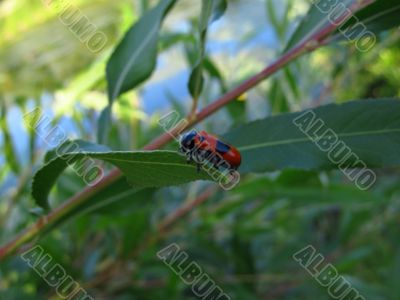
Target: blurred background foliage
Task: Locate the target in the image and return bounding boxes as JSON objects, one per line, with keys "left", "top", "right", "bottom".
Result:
{"left": 0, "top": 0, "right": 400, "bottom": 299}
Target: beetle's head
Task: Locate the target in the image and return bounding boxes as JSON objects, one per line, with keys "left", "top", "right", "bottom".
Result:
{"left": 180, "top": 130, "right": 198, "bottom": 151}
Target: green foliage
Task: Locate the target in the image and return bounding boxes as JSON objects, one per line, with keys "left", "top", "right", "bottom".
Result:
{"left": 285, "top": 0, "right": 355, "bottom": 51}
{"left": 225, "top": 99, "right": 400, "bottom": 172}
{"left": 103, "top": 0, "right": 177, "bottom": 141}
{"left": 0, "top": 103, "right": 21, "bottom": 174}
{"left": 188, "top": 0, "right": 227, "bottom": 104}
{"left": 0, "top": 0, "right": 120, "bottom": 97}
{"left": 286, "top": 0, "right": 400, "bottom": 51}
{"left": 34, "top": 99, "right": 400, "bottom": 209}
{"left": 2, "top": 0, "right": 400, "bottom": 299}
{"left": 33, "top": 140, "right": 212, "bottom": 209}
{"left": 343, "top": 0, "right": 400, "bottom": 35}
{"left": 106, "top": 0, "right": 176, "bottom": 102}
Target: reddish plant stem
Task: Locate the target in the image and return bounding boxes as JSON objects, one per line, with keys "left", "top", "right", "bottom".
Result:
{"left": 0, "top": 0, "right": 373, "bottom": 261}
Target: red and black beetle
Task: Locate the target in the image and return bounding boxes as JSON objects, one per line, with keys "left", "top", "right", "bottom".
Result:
{"left": 180, "top": 130, "right": 241, "bottom": 172}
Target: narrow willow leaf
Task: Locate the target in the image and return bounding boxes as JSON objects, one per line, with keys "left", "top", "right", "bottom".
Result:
{"left": 203, "top": 56, "right": 227, "bottom": 92}
{"left": 285, "top": 0, "right": 400, "bottom": 52}
{"left": 159, "top": 32, "right": 192, "bottom": 51}
{"left": 224, "top": 99, "right": 400, "bottom": 173}
{"left": 339, "top": 0, "right": 400, "bottom": 38}
{"left": 106, "top": 0, "right": 176, "bottom": 101}
{"left": 32, "top": 141, "right": 213, "bottom": 209}
{"left": 188, "top": 0, "right": 227, "bottom": 101}
{"left": 97, "top": 106, "right": 111, "bottom": 144}
{"left": 103, "top": 0, "right": 176, "bottom": 142}
{"left": 209, "top": 0, "right": 227, "bottom": 24}
{"left": 32, "top": 140, "right": 111, "bottom": 209}
{"left": 269, "top": 79, "right": 290, "bottom": 113}
{"left": 266, "top": 0, "right": 291, "bottom": 41}
{"left": 285, "top": 0, "right": 355, "bottom": 51}
{"left": 188, "top": 64, "right": 205, "bottom": 101}
{"left": 0, "top": 103, "right": 21, "bottom": 173}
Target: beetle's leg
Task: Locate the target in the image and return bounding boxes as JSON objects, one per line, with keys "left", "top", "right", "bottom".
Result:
{"left": 208, "top": 154, "right": 218, "bottom": 170}
{"left": 205, "top": 151, "right": 212, "bottom": 165}
{"left": 215, "top": 155, "right": 223, "bottom": 170}
{"left": 200, "top": 149, "right": 208, "bottom": 163}
{"left": 187, "top": 155, "right": 193, "bottom": 164}
{"left": 185, "top": 151, "right": 193, "bottom": 163}
{"left": 194, "top": 150, "right": 203, "bottom": 164}
{"left": 194, "top": 150, "right": 205, "bottom": 173}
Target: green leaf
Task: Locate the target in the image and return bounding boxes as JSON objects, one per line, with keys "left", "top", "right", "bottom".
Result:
{"left": 269, "top": 78, "right": 290, "bottom": 113}
{"left": 285, "top": 0, "right": 400, "bottom": 52}
{"left": 1, "top": 103, "right": 21, "bottom": 174}
{"left": 103, "top": 0, "right": 176, "bottom": 141}
{"left": 159, "top": 32, "right": 192, "bottom": 51}
{"left": 32, "top": 140, "right": 111, "bottom": 210}
{"left": 32, "top": 141, "right": 213, "bottom": 209}
{"left": 97, "top": 106, "right": 111, "bottom": 144}
{"left": 208, "top": 0, "right": 227, "bottom": 24}
{"left": 266, "top": 0, "right": 292, "bottom": 42}
{"left": 188, "top": 64, "right": 205, "bottom": 101}
{"left": 106, "top": 0, "right": 176, "bottom": 101}
{"left": 224, "top": 99, "right": 400, "bottom": 173}
{"left": 285, "top": 0, "right": 355, "bottom": 51}
{"left": 203, "top": 56, "right": 227, "bottom": 92}
{"left": 340, "top": 0, "right": 400, "bottom": 37}
{"left": 188, "top": 0, "right": 227, "bottom": 101}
